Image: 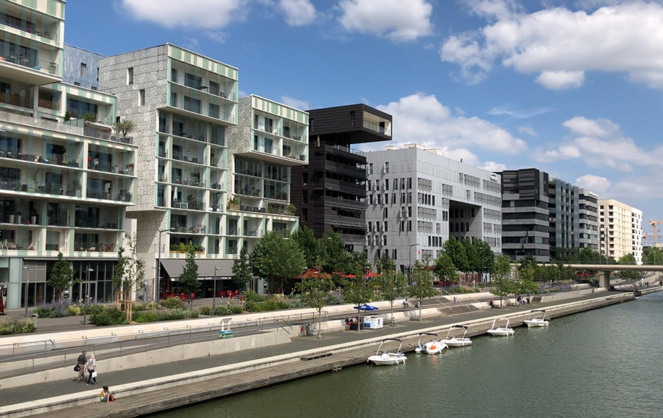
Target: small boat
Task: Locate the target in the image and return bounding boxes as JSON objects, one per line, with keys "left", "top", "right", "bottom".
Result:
{"left": 486, "top": 318, "right": 515, "bottom": 336}
{"left": 441, "top": 325, "right": 472, "bottom": 347}
{"left": 523, "top": 309, "right": 549, "bottom": 327}
{"left": 367, "top": 338, "right": 407, "bottom": 366}
{"left": 415, "top": 332, "right": 447, "bottom": 354}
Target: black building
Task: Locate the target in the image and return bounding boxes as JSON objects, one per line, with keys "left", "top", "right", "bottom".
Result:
{"left": 500, "top": 168, "right": 550, "bottom": 262}
{"left": 291, "top": 104, "right": 392, "bottom": 251}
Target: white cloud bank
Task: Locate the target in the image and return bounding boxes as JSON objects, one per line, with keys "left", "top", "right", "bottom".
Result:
{"left": 279, "top": 0, "right": 316, "bottom": 26}
{"left": 120, "top": 0, "right": 248, "bottom": 29}
{"left": 441, "top": 1, "right": 663, "bottom": 90}
{"left": 338, "top": 0, "right": 433, "bottom": 41}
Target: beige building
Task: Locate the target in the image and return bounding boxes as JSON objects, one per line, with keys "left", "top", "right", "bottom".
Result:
{"left": 598, "top": 199, "right": 643, "bottom": 263}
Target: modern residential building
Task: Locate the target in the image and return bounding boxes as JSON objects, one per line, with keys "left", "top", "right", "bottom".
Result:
{"left": 548, "top": 177, "right": 579, "bottom": 260}
{"left": 500, "top": 168, "right": 550, "bottom": 262}
{"left": 578, "top": 188, "right": 600, "bottom": 252}
{"left": 0, "top": 0, "right": 136, "bottom": 309}
{"left": 290, "top": 104, "right": 391, "bottom": 251}
{"left": 365, "top": 144, "right": 502, "bottom": 274}
{"left": 99, "top": 48, "right": 305, "bottom": 298}
{"left": 598, "top": 199, "right": 642, "bottom": 263}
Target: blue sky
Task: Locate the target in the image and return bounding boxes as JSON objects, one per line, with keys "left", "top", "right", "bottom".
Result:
{"left": 65, "top": 0, "right": 663, "bottom": 231}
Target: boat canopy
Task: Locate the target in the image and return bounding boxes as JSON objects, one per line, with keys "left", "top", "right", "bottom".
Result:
{"left": 418, "top": 332, "right": 438, "bottom": 337}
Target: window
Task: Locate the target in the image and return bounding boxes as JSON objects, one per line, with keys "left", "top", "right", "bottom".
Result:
{"left": 383, "top": 208, "right": 388, "bottom": 218}
{"left": 127, "top": 67, "right": 134, "bottom": 85}
{"left": 368, "top": 163, "right": 373, "bottom": 175}
{"left": 139, "top": 89, "right": 145, "bottom": 106}
{"left": 80, "top": 63, "right": 87, "bottom": 78}
{"left": 385, "top": 179, "right": 389, "bottom": 190}
{"left": 302, "top": 190, "right": 308, "bottom": 204}
{"left": 384, "top": 221, "right": 388, "bottom": 232}
{"left": 384, "top": 162, "right": 389, "bottom": 173}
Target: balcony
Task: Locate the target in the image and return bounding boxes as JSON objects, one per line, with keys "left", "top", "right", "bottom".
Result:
{"left": 0, "top": 56, "right": 61, "bottom": 85}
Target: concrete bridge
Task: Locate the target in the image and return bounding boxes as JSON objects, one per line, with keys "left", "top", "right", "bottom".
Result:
{"left": 558, "top": 264, "right": 663, "bottom": 289}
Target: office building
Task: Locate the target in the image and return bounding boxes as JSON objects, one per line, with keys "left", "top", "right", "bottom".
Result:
{"left": 365, "top": 144, "right": 502, "bottom": 274}
{"left": 548, "top": 178, "right": 579, "bottom": 260}
{"left": 578, "top": 188, "right": 599, "bottom": 251}
{"left": 598, "top": 199, "right": 642, "bottom": 263}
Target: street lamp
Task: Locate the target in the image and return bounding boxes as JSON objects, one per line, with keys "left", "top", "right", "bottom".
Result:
{"left": 213, "top": 266, "right": 222, "bottom": 316}
{"left": 83, "top": 267, "right": 93, "bottom": 325}
{"left": 22, "top": 266, "right": 29, "bottom": 317}
{"left": 157, "top": 229, "right": 169, "bottom": 302}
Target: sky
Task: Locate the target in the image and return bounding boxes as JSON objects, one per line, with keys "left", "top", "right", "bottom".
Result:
{"left": 64, "top": 0, "right": 663, "bottom": 233}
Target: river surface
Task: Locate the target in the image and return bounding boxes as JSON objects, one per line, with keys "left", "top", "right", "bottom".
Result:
{"left": 155, "top": 292, "right": 663, "bottom": 418}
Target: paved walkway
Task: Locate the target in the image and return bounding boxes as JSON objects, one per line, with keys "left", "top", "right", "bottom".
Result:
{"left": 0, "top": 290, "right": 634, "bottom": 412}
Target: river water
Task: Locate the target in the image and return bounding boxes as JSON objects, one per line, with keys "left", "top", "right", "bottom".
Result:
{"left": 155, "top": 292, "right": 663, "bottom": 418}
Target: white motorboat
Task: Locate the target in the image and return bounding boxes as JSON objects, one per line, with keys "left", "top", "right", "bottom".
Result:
{"left": 415, "top": 332, "right": 447, "bottom": 354}
{"left": 441, "top": 325, "right": 472, "bottom": 347}
{"left": 367, "top": 338, "right": 407, "bottom": 366}
{"left": 523, "top": 309, "right": 549, "bottom": 327}
{"left": 486, "top": 318, "right": 515, "bottom": 336}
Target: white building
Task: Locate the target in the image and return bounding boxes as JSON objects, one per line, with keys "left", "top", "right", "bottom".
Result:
{"left": 365, "top": 144, "right": 502, "bottom": 274}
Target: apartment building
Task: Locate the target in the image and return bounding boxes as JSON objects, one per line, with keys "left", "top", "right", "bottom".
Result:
{"left": 365, "top": 144, "right": 502, "bottom": 274}
{"left": 291, "top": 104, "right": 391, "bottom": 251}
{"left": 548, "top": 178, "right": 579, "bottom": 260}
{"left": 500, "top": 169, "right": 550, "bottom": 262}
{"left": 0, "top": 1, "right": 136, "bottom": 309}
{"left": 578, "top": 188, "right": 599, "bottom": 251}
{"left": 598, "top": 199, "right": 642, "bottom": 263}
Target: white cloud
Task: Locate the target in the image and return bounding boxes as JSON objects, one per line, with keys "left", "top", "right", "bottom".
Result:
{"left": 280, "top": 96, "right": 311, "bottom": 110}
{"left": 518, "top": 126, "right": 537, "bottom": 136}
{"left": 120, "top": 0, "right": 247, "bottom": 29}
{"left": 576, "top": 174, "right": 611, "bottom": 195}
{"left": 481, "top": 161, "right": 507, "bottom": 172}
{"left": 562, "top": 116, "right": 620, "bottom": 137}
{"left": 338, "top": 0, "right": 433, "bottom": 41}
{"left": 535, "top": 71, "right": 585, "bottom": 90}
{"left": 441, "top": 2, "right": 663, "bottom": 89}
{"left": 371, "top": 93, "right": 526, "bottom": 162}
{"left": 206, "top": 31, "right": 228, "bottom": 44}
{"left": 279, "top": 0, "right": 316, "bottom": 26}
{"left": 531, "top": 144, "right": 581, "bottom": 162}
{"left": 488, "top": 105, "right": 555, "bottom": 118}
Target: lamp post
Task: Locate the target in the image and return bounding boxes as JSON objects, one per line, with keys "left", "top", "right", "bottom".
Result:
{"left": 23, "top": 266, "right": 29, "bottom": 317}
{"left": 157, "top": 229, "right": 169, "bottom": 302}
{"left": 83, "top": 267, "right": 93, "bottom": 325}
{"left": 213, "top": 266, "right": 221, "bottom": 316}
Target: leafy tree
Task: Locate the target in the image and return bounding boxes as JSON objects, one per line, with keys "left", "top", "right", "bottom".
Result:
{"left": 250, "top": 231, "right": 306, "bottom": 294}
{"left": 112, "top": 234, "right": 146, "bottom": 300}
{"left": 578, "top": 247, "right": 601, "bottom": 264}
{"left": 291, "top": 227, "right": 320, "bottom": 269}
{"left": 342, "top": 261, "right": 376, "bottom": 332}
{"left": 462, "top": 237, "right": 480, "bottom": 282}
{"left": 232, "top": 246, "right": 252, "bottom": 290}
{"left": 48, "top": 252, "right": 75, "bottom": 302}
{"left": 319, "top": 230, "right": 351, "bottom": 275}
{"left": 297, "top": 270, "right": 335, "bottom": 339}
{"left": 474, "top": 239, "right": 495, "bottom": 283}
{"left": 116, "top": 119, "right": 135, "bottom": 137}
{"left": 178, "top": 243, "right": 201, "bottom": 302}
{"left": 618, "top": 253, "right": 642, "bottom": 281}
{"left": 409, "top": 260, "right": 436, "bottom": 321}
{"left": 376, "top": 255, "right": 408, "bottom": 326}
{"left": 516, "top": 263, "right": 540, "bottom": 296}
{"left": 643, "top": 247, "right": 663, "bottom": 265}
{"left": 491, "top": 255, "right": 515, "bottom": 307}
{"left": 434, "top": 252, "right": 458, "bottom": 285}
{"left": 442, "top": 238, "right": 468, "bottom": 282}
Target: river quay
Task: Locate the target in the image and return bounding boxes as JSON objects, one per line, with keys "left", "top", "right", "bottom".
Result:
{"left": 0, "top": 287, "right": 658, "bottom": 418}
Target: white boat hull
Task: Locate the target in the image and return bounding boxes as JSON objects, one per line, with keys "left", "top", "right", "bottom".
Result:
{"left": 487, "top": 328, "right": 515, "bottom": 336}
{"left": 524, "top": 319, "right": 549, "bottom": 327}
{"left": 442, "top": 338, "right": 472, "bottom": 347}
{"left": 424, "top": 342, "right": 447, "bottom": 354}
{"left": 368, "top": 353, "right": 407, "bottom": 365}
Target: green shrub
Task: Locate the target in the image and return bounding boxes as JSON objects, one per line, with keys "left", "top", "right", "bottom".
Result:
{"left": 86, "top": 304, "right": 105, "bottom": 315}
{"left": 199, "top": 305, "right": 212, "bottom": 315}
{"left": 0, "top": 318, "right": 36, "bottom": 335}
{"left": 160, "top": 297, "right": 184, "bottom": 310}
{"left": 90, "top": 308, "right": 127, "bottom": 326}
{"left": 227, "top": 305, "right": 243, "bottom": 314}
{"left": 244, "top": 298, "right": 290, "bottom": 312}
{"left": 244, "top": 290, "right": 265, "bottom": 303}
{"left": 133, "top": 311, "right": 159, "bottom": 323}
{"left": 34, "top": 301, "right": 73, "bottom": 318}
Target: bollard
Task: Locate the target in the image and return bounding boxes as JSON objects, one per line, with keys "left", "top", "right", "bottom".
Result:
{"left": 30, "top": 313, "right": 38, "bottom": 328}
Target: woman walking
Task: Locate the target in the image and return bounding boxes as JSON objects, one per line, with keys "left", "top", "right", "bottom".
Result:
{"left": 86, "top": 353, "right": 97, "bottom": 385}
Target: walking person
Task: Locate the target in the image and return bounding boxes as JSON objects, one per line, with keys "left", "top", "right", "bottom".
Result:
{"left": 74, "top": 350, "right": 87, "bottom": 382}
{"left": 86, "top": 353, "right": 97, "bottom": 385}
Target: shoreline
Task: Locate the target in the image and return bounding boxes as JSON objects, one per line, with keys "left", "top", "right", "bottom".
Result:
{"left": 3, "top": 289, "right": 653, "bottom": 418}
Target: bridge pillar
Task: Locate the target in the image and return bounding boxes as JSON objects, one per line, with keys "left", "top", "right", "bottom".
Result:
{"left": 598, "top": 271, "right": 611, "bottom": 289}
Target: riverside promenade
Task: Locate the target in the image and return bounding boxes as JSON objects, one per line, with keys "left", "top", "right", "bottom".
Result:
{"left": 0, "top": 287, "right": 658, "bottom": 417}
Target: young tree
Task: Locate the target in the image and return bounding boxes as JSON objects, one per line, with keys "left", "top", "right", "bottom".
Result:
{"left": 516, "top": 263, "right": 540, "bottom": 296}
{"left": 319, "top": 230, "right": 351, "bottom": 276}
{"left": 490, "top": 255, "right": 514, "bottom": 307}
{"left": 434, "top": 252, "right": 458, "bottom": 286}
{"left": 342, "top": 261, "right": 375, "bottom": 332}
{"left": 232, "top": 246, "right": 252, "bottom": 291}
{"left": 250, "top": 231, "right": 306, "bottom": 294}
{"left": 112, "top": 234, "right": 146, "bottom": 300}
{"left": 48, "top": 252, "right": 75, "bottom": 302}
{"left": 474, "top": 239, "right": 495, "bottom": 283}
{"left": 462, "top": 237, "right": 480, "bottom": 283}
{"left": 291, "top": 227, "right": 320, "bottom": 269}
{"left": 618, "top": 253, "right": 642, "bottom": 281}
{"left": 442, "top": 238, "right": 468, "bottom": 283}
{"left": 297, "top": 270, "right": 335, "bottom": 339}
{"left": 178, "top": 243, "right": 200, "bottom": 303}
{"left": 409, "top": 260, "right": 436, "bottom": 321}
{"left": 376, "top": 255, "right": 408, "bottom": 326}
{"left": 115, "top": 119, "right": 135, "bottom": 137}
